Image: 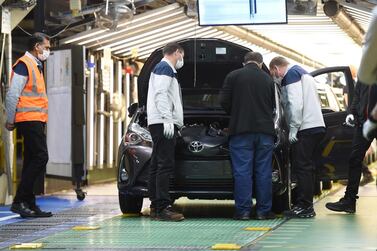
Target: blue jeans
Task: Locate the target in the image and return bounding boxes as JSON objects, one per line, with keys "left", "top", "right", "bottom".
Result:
{"left": 229, "top": 133, "right": 274, "bottom": 215}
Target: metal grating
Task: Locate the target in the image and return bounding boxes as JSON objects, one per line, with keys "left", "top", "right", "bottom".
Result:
{"left": 0, "top": 202, "right": 121, "bottom": 249}
{"left": 24, "top": 217, "right": 284, "bottom": 250}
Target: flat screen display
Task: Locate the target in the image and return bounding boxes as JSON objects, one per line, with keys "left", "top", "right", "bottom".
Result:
{"left": 198, "top": 0, "right": 287, "bottom": 26}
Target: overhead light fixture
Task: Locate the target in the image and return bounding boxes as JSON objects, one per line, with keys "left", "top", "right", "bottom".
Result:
{"left": 62, "top": 3, "right": 182, "bottom": 44}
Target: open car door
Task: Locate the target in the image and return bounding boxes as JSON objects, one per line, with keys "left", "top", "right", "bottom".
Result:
{"left": 310, "top": 66, "right": 355, "bottom": 181}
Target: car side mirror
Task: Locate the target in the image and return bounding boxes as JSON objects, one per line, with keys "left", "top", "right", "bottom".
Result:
{"left": 128, "top": 103, "right": 139, "bottom": 118}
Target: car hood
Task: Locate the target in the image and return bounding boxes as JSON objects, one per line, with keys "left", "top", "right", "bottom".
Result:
{"left": 137, "top": 38, "right": 270, "bottom": 107}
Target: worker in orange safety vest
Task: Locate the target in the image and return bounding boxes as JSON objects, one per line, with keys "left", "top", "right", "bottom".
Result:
{"left": 4, "top": 32, "right": 52, "bottom": 218}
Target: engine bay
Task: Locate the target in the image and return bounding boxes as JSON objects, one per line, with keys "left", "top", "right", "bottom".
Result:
{"left": 181, "top": 116, "right": 229, "bottom": 138}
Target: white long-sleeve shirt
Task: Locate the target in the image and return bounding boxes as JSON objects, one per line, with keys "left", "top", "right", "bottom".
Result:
{"left": 281, "top": 65, "right": 325, "bottom": 132}
{"left": 146, "top": 58, "right": 183, "bottom": 127}
{"left": 358, "top": 7, "right": 377, "bottom": 85}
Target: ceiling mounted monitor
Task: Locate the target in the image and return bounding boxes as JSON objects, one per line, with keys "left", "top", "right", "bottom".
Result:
{"left": 198, "top": 0, "right": 288, "bottom": 26}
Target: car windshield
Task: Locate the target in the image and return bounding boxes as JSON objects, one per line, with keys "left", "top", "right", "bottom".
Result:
{"left": 182, "top": 88, "right": 223, "bottom": 110}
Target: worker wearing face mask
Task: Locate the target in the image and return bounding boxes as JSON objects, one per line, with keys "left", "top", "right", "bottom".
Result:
{"left": 4, "top": 33, "right": 51, "bottom": 218}
{"left": 270, "top": 56, "right": 326, "bottom": 218}
{"left": 146, "top": 42, "right": 185, "bottom": 221}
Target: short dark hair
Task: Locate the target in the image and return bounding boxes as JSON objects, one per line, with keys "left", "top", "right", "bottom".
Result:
{"left": 163, "top": 42, "right": 184, "bottom": 56}
{"left": 244, "top": 52, "right": 263, "bottom": 64}
{"left": 269, "top": 56, "right": 289, "bottom": 69}
{"left": 28, "top": 32, "right": 50, "bottom": 51}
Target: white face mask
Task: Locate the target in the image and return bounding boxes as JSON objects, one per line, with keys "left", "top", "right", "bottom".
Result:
{"left": 38, "top": 49, "right": 50, "bottom": 61}
{"left": 175, "top": 57, "right": 184, "bottom": 70}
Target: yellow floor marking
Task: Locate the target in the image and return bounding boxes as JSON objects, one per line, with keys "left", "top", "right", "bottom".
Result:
{"left": 211, "top": 243, "right": 241, "bottom": 250}
{"left": 9, "top": 243, "right": 43, "bottom": 249}
{"left": 72, "top": 226, "right": 100, "bottom": 230}
{"left": 244, "top": 227, "right": 272, "bottom": 231}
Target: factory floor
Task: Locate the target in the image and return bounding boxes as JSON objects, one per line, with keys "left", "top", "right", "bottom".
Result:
{"left": 0, "top": 181, "right": 376, "bottom": 251}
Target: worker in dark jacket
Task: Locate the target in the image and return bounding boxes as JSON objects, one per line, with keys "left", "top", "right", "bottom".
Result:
{"left": 220, "top": 52, "right": 276, "bottom": 220}
{"left": 326, "top": 81, "right": 375, "bottom": 214}
{"left": 342, "top": 79, "right": 374, "bottom": 186}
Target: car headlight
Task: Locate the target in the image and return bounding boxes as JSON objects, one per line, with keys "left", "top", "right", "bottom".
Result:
{"left": 124, "top": 123, "right": 152, "bottom": 145}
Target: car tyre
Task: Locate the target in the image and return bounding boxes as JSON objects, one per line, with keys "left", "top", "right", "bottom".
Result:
{"left": 119, "top": 192, "right": 143, "bottom": 214}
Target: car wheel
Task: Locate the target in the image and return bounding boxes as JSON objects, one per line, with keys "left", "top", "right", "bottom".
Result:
{"left": 118, "top": 192, "right": 143, "bottom": 214}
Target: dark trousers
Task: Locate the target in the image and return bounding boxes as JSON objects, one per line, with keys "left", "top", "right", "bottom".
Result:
{"left": 14, "top": 121, "right": 49, "bottom": 206}
{"left": 345, "top": 126, "right": 372, "bottom": 199}
{"left": 292, "top": 132, "right": 325, "bottom": 208}
{"left": 148, "top": 124, "right": 177, "bottom": 212}
{"left": 229, "top": 133, "right": 274, "bottom": 215}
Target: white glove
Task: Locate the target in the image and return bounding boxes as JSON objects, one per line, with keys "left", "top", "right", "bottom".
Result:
{"left": 345, "top": 114, "right": 355, "bottom": 126}
{"left": 289, "top": 128, "right": 298, "bottom": 144}
{"left": 163, "top": 123, "right": 175, "bottom": 139}
{"left": 363, "top": 119, "right": 377, "bottom": 141}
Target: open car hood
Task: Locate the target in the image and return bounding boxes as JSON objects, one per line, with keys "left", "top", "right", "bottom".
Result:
{"left": 137, "top": 38, "right": 271, "bottom": 107}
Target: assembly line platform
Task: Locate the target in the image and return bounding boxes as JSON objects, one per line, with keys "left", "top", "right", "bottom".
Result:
{"left": 0, "top": 183, "right": 376, "bottom": 251}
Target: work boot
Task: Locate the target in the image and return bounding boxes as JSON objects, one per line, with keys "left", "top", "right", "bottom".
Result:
{"left": 10, "top": 202, "right": 37, "bottom": 218}
{"left": 360, "top": 173, "right": 374, "bottom": 186}
{"left": 30, "top": 204, "right": 53, "bottom": 217}
{"left": 325, "top": 197, "right": 356, "bottom": 214}
{"left": 283, "top": 205, "right": 316, "bottom": 218}
{"left": 255, "top": 211, "right": 276, "bottom": 220}
{"left": 233, "top": 211, "right": 250, "bottom": 221}
{"left": 155, "top": 206, "right": 184, "bottom": 221}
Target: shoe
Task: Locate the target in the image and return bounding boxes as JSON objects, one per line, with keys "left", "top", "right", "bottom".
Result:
{"left": 10, "top": 202, "right": 37, "bottom": 218}
{"left": 30, "top": 204, "right": 53, "bottom": 217}
{"left": 360, "top": 173, "right": 374, "bottom": 186}
{"left": 283, "top": 205, "right": 316, "bottom": 218}
{"left": 155, "top": 206, "right": 184, "bottom": 221}
{"left": 255, "top": 211, "right": 276, "bottom": 220}
{"left": 233, "top": 212, "right": 250, "bottom": 221}
{"left": 325, "top": 197, "right": 356, "bottom": 213}
{"left": 149, "top": 207, "right": 156, "bottom": 218}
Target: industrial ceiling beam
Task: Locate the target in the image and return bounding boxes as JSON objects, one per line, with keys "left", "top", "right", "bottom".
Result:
{"left": 215, "top": 26, "right": 326, "bottom": 69}
{"left": 323, "top": 0, "right": 365, "bottom": 46}
{"left": 10, "top": 3, "right": 37, "bottom": 30}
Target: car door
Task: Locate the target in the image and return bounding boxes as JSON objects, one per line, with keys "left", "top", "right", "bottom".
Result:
{"left": 310, "top": 66, "right": 355, "bottom": 181}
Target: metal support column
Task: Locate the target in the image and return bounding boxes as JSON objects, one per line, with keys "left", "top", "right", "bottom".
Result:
{"left": 115, "top": 61, "right": 123, "bottom": 154}
{"left": 124, "top": 72, "right": 131, "bottom": 130}
{"left": 86, "top": 55, "right": 95, "bottom": 169}
{"left": 106, "top": 60, "right": 114, "bottom": 168}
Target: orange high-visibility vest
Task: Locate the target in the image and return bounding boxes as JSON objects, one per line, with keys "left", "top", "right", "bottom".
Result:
{"left": 12, "top": 54, "right": 48, "bottom": 123}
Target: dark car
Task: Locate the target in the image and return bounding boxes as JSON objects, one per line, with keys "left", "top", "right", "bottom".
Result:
{"left": 117, "top": 38, "right": 355, "bottom": 214}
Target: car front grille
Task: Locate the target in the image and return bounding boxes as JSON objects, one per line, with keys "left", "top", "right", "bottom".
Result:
{"left": 170, "top": 178, "right": 233, "bottom": 191}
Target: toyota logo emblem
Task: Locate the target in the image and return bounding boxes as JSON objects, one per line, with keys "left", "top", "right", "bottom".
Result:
{"left": 189, "top": 141, "right": 204, "bottom": 153}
